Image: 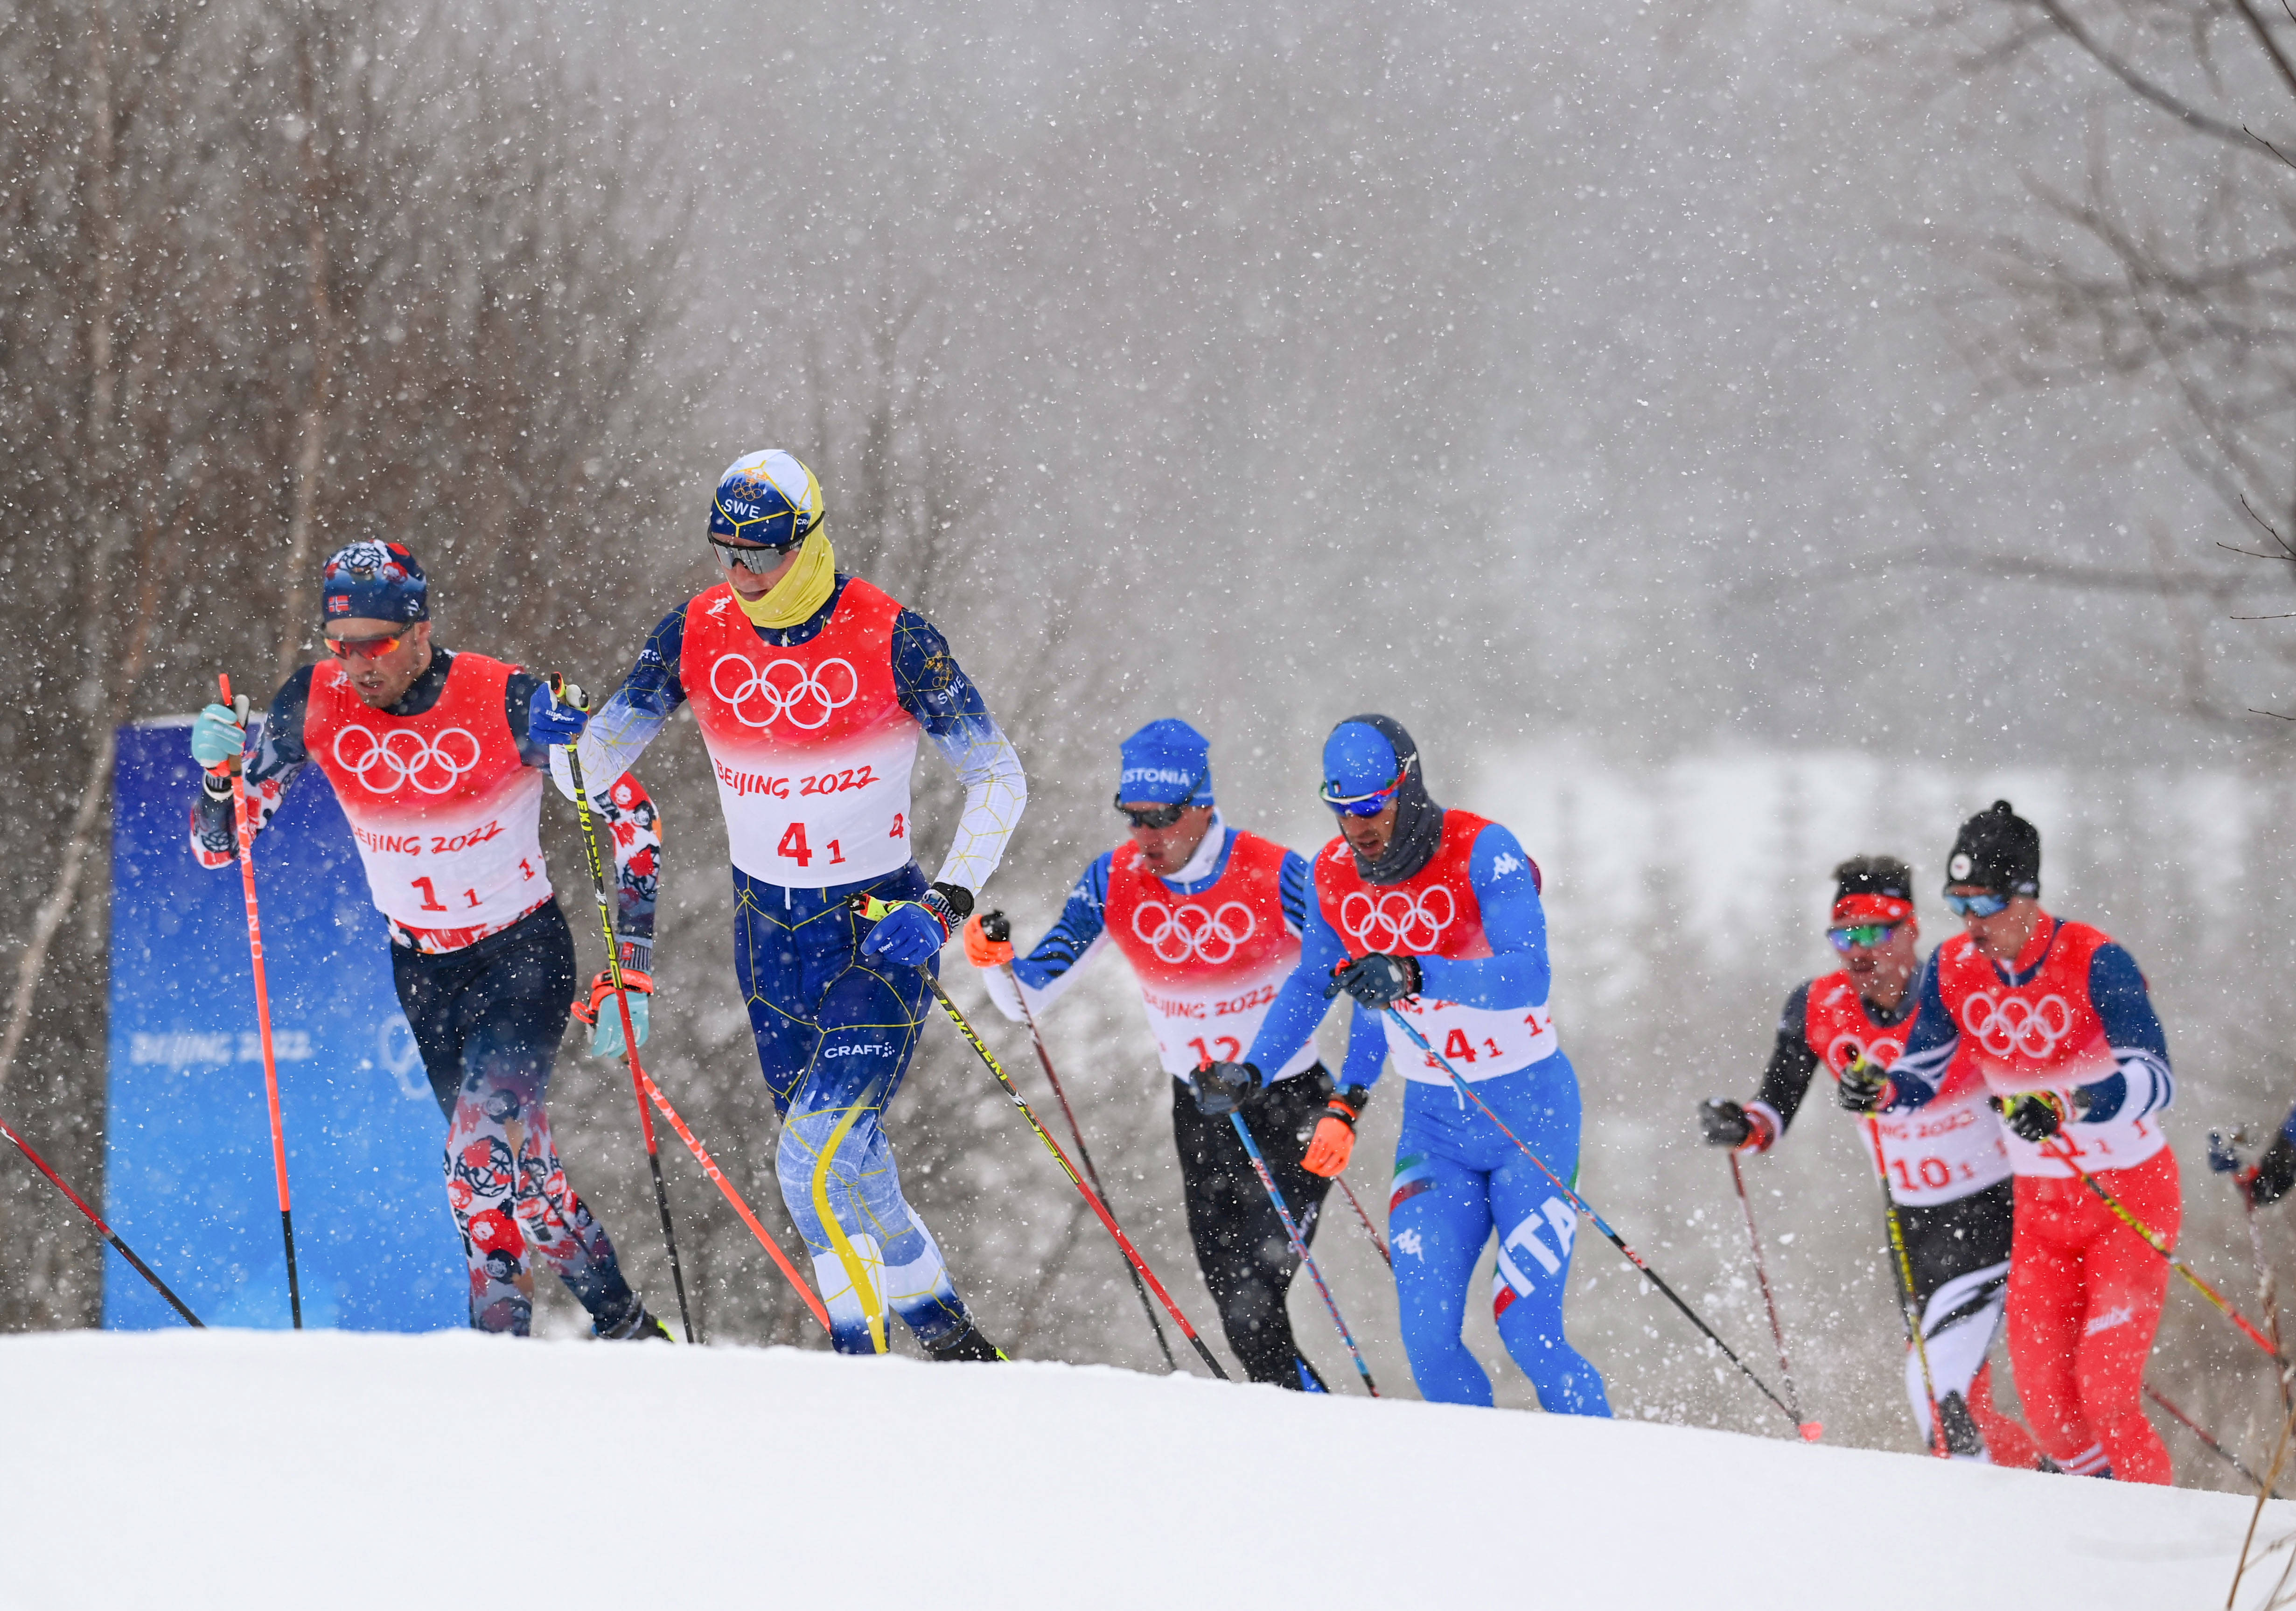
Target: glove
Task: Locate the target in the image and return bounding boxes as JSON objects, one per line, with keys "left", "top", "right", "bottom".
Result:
{"left": 858, "top": 883, "right": 974, "bottom": 967}
{"left": 962, "top": 911, "right": 1016, "bottom": 969}
{"left": 190, "top": 701, "right": 248, "bottom": 771}
{"left": 1837, "top": 1058, "right": 1896, "bottom": 1114}
{"left": 1325, "top": 952, "right": 1421, "bottom": 1008}
{"left": 1301, "top": 1085, "right": 1370, "bottom": 1177}
{"left": 1699, "top": 1098, "right": 1775, "bottom": 1152}
{"left": 1993, "top": 1090, "right": 2068, "bottom": 1143}
{"left": 2209, "top": 1129, "right": 2246, "bottom": 1175}
{"left": 2251, "top": 1135, "right": 2296, "bottom": 1208}
{"left": 1194, "top": 1060, "right": 1263, "bottom": 1117}
{"left": 571, "top": 968, "right": 653, "bottom": 1058}
{"left": 529, "top": 681, "right": 590, "bottom": 748}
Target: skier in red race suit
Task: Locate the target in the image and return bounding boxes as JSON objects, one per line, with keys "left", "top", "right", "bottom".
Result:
{"left": 1699, "top": 855, "right": 2039, "bottom": 1465}
{"left": 188, "top": 541, "right": 672, "bottom": 1338}
{"left": 1870, "top": 802, "right": 2180, "bottom": 1482}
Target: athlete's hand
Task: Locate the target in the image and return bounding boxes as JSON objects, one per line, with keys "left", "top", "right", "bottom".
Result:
{"left": 2251, "top": 1135, "right": 2296, "bottom": 1208}
{"left": 572, "top": 968, "right": 653, "bottom": 1058}
{"left": 1301, "top": 1085, "right": 1370, "bottom": 1176}
{"left": 962, "top": 911, "right": 1016, "bottom": 969}
{"left": 1993, "top": 1091, "right": 2067, "bottom": 1143}
{"left": 1836, "top": 1058, "right": 1895, "bottom": 1114}
{"left": 190, "top": 701, "right": 248, "bottom": 772}
{"left": 529, "top": 681, "right": 589, "bottom": 748}
{"left": 1699, "top": 1098, "right": 1774, "bottom": 1151}
{"left": 1325, "top": 953, "right": 1421, "bottom": 1008}
{"left": 858, "top": 884, "right": 973, "bottom": 967}
{"left": 1194, "top": 1060, "right": 1263, "bottom": 1117}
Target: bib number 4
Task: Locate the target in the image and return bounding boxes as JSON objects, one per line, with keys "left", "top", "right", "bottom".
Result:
{"left": 775, "top": 821, "right": 848, "bottom": 869}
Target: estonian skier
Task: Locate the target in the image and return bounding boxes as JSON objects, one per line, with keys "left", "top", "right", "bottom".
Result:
{"left": 959, "top": 718, "right": 1343, "bottom": 1388}
{"left": 1866, "top": 802, "right": 2180, "bottom": 1482}
{"left": 1202, "top": 715, "right": 1610, "bottom": 1413}
{"left": 189, "top": 541, "right": 671, "bottom": 1338}
{"left": 1698, "top": 855, "right": 2038, "bottom": 1464}
{"left": 535, "top": 450, "right": 1026, "bottom": 1360}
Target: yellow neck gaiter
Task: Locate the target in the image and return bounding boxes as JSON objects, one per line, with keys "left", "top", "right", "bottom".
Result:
{"left": 734, "top": 533, "right": 837, "bottom": 630}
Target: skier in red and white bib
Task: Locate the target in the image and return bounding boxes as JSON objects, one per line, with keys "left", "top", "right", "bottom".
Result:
{"left": 959, "top": 719, "right": 1351, "bottom": 1387}
{"left": 1875, "top": 802, "right": 2180, "bottom": 1483}
{"left": 188, "top": 541, "right": 670, "bottom": 1338}
{"left": 1699, "top": 855, "right": 2037, "bottom": 1465}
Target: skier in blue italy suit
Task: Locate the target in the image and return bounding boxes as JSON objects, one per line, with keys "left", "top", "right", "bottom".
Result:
{"left": 1199, "top": 715, "right": 1611, "bottom": 1412}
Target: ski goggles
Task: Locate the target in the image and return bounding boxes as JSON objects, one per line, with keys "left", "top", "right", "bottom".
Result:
{"left": 1115, "top": 775, "right": 1207, "bottom": 831}
{"left": 708, "top": 533, "right": 803, "bottom": 573}
{"left": 1826, "top": 923, "right": 1898, "bottom": 953}
{"left": 1319, "top": 755, "right": 1415, "bottom": 818}
{"left": 325, "top": 633, "right": 406, "bottom": 661}
{"left": 1942, "top": 890, "right": 2014, "bottom": 919}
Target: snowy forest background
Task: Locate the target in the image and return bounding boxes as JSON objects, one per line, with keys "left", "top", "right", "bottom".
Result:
{"left": 9, "top": 0, "right": 2296, "bottom": 1485}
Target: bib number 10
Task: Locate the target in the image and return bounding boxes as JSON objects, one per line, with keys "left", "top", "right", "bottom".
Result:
{"left": 776, "top": 822, "right": 848, "bottom": 869}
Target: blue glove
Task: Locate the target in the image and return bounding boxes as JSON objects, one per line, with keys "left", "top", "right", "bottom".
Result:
{"left": 573, "top": 969, "right": 651, "bottom": 1058}
{"left": 1325, "top": 952, "right": 1421, "bottom": 1008}
{"left": 861, "top": 899, "right": 955, "bottom": 967}
{"left": 190, "top": 702, "right": 247, "bottom": 770}
{"left": 1194, "top": 1060, "right": 1263, "bottom": 1117}
{"left": 2209, "top": 1129, "right": 2245, "bottom": 1175}
{"left": 529, "top": 682, "right": 589, "bottom": 748}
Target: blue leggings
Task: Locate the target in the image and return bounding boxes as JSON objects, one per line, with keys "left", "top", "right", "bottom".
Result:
{"left": 1387, "top": 1056, "right": 1611, "bottom": 1413}
{"left": 733, "top": 863, "right": 973, "bottom": 1354}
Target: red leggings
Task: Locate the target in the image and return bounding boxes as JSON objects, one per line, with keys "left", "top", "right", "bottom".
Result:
{"left": 2008, "top": 1147, "right": 2181, "bottom": 1484}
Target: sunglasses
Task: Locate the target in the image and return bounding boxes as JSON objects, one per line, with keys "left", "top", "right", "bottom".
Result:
{"left": 327, "top": 633, "right": 405, "bottom": 660}
{"left": 709, "top": 534, "right": 803, "bottom": 574}
{"left": 1827, "top": 923, "right": 1898, "bottom": 953}
{"left": 1319, "top": 751, "right": 1417, "bottom": 818}
{"left": 1942, "top": 891, "right": 2013, "bottom": 919}
{"left": 1115, "top": 771, "right": 1207, "bottom": 831}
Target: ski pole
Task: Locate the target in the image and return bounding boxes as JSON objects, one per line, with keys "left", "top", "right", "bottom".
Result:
{"left": 872, "top": 902, "right": 1228, "bottom": 1379}
{"left": 0, "top": 1109, "right": 202, "bottom": 1326}
{"left": 1335, "top": 1175, "right": 1390, "bottom": 1266}
{"left": 2038, "top": 1134, "right": 2284, "bottom": 1366}
{"left": 982, "top": 914, "right": 1176, "bottom": 1371}
{"left": 1729, "top": 1149, "right": 1816, "bottom": 1440}
{"left": 551, "top": 680, "right": 694, "bottom": 1343}
{"left": 2211, "top": 1126, "right": 2294, "bottom": 1413}
{"left": 2144, "top": 1384, "right": 2281, "bottom": 1494}
{"left": 216, "top": 674, "right": 302, "bottom": 1330}
{"left": 1227, "top": 1110, "right": 1378, "bottom": 1396}
{"left": 1380, "top": 1005, "right": 1808, "bottom": 1434}
{"left": 1862, "top": 1110, "right": 1949, "bottom": 1458}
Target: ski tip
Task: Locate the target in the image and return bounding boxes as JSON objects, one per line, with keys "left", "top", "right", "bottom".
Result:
{"left": 1798, "top": 1421, "right": 1825, "bottom": 1443}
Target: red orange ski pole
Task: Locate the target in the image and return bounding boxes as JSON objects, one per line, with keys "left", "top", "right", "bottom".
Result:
{"left": 0, "top": 1109, "right": 202, "bottom": 1326}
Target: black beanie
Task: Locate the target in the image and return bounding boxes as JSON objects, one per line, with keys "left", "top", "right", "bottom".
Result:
{"left": 1946, "top": 801, "right": 2039, "bottom": 897}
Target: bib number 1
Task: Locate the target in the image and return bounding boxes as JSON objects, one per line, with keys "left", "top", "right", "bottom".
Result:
{"left": 776, "top": 822, "right": 846, "bottom": 869}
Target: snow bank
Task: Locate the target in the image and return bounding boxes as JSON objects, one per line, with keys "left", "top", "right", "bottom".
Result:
{"left": 0, "top": 1330, "right": 2282, "bottom": 1609}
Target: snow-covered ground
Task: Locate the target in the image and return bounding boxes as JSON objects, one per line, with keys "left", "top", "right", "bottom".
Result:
{"left": 1, "top": 1331, "right": 2285, "bottom": 1609}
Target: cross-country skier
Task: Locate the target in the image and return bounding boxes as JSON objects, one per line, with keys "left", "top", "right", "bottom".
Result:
{"left": 1199, "top": 715, "right": 1610, "bottom": 1413}
{"left": 188, "top": 540, "right": 671, "bottom": 1338}
{"left": 958, "top": 718, "right": 1345, "bottom": 1388}
{"left": 1864, "top": 801, "right": 2179, "bottom": 1482}
{"left": 535, "top": 450, "right": 1026, "bottom": 1360}
{"left": 1698, "top": 855, "right": 2039, "bottom": 1465}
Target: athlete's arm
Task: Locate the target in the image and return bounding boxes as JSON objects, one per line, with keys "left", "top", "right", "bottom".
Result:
{"left": 1412, "top": 823, "right": 1549, "bottom": 1008}
{"left": 1745, "top": 982, "right": 1819, "bottom": 1146}
{"left": 1877, "top": 955, "right": 1954, "bottom": 1111}
{"left": 1244, "top": 896, "right": 1354, "bottom": 1080}
{"left": 1278, "top": 850, "right": 1312, "bottom": 936}
{"left": 509, "top": 669, "right": 663, "bottom": 970}
{"left": 189, "top": 666, "right": 314, "bottom": 868}
{"left": 2074, "top": 943, "right": 2173, "bottom": 1123}
{"left": 981, "top": 855, "right": 1114, "bottom": 1022}
{"left": 550, "top": 605, "right": 688, "bottom": 801}
{"left": 891, "top": 609, "right": 1027, "bottom": 894}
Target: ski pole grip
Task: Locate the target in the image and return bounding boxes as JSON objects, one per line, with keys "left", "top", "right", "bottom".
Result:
{"left": 549, "top": 675, "right": 590, "bottom": 715}
{"left": 981, "top": 910, "right": 1011, "bottom": 944}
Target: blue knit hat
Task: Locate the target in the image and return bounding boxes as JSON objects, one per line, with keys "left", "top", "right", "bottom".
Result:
{"left": 321, "top": 540, "right": 428, "bottom": 625}
{"left": 1116, "top": 719, "right": 1214, "bottom": 807}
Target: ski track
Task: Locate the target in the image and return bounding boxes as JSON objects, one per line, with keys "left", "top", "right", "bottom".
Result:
{"left": 0, "top": 1329, "right": 2282, "bottom": 1610}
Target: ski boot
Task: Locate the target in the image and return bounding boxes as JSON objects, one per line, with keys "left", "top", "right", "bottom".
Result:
{"left": 597, "top": 1299, "right": 676, "bottom": 1341}
{"left": 926, "top": 1321, "right": 1009, "bottom": 1362}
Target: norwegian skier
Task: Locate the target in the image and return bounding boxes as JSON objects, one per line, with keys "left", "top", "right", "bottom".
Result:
{"left": 535, "top": 450, "right": 1026, "bottom": 1360}
{"left": 1201, "top": 715, "right": 1610, "bottom": 1412}
{"left": 1698, "top": 855, "right": 2038, "bottom": 1464}
{"left": 1866, "top": 802, "right": 2180, "bottom": 1482}
{"left": 960, "top": 718, "right": 1341, "bottom": 1388}
{"left": 189, "top": 541, "right": 671, "bottom": 1338}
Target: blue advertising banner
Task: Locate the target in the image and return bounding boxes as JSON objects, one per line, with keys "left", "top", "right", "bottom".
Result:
{"left": 105, "top": 718, "right": 463, "bottom": 1329}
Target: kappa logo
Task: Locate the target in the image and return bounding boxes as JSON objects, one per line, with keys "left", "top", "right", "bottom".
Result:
{"left": 332, "top": 725, "right": 482, "bottom": 795}
{"left": 709, "top": 653, "right": 858, "bottom": 730}
{"left": 1491, "top": 852, "right": 1524, "bottom": 878}
{"left": 1131, "top": 899, "right": 1256, "bottom": 965}
{"left": 1393, "top": 1229, "right": 1424, "bottom": 1261}
{"left": 1960, "top": 990, "right": 2076, "bottom": 1060}
{"left": 1340, "top": 886, "right": 1455, "bottom": 952}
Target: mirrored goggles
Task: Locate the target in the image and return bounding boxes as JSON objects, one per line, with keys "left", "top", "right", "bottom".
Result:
{"left": 708, "top": 534, "right": 802, "bottom": 574}
{"left": 326, "top": 633, "right": 405, "bottom": 660}
{"left": 1827, "top": 923, "right": 1898, "bottom": 953}
{"left": 1320, "top": 776, "right": 1403, "bottom": 817}
{"left": 1942, "top": 890, "right": 2013, "bottom": 919}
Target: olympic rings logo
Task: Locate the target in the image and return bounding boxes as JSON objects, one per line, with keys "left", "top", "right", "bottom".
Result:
{"left": 709, "top": 653, "right": 859, "bottom": 731}
{"left": 1339, "top": 886, "right": 1455, "bottom": 953}
{"left": 1960, "top": 991, "right": 2075, "bottom": 1059}
{"left": 1131, "top": 900, "right": 1257, "bottom": 965}
{"left": 1825, "top": 1032, "right": 1904, "bottom": 1072}
{"left": 332, "top": 724, "right": 481, "bottom": 795}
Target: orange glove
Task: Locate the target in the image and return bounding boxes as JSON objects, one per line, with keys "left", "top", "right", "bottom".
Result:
{"left": 962, "top": 911, "right": 1016, "bottom": 969}
{"left": 1300, "top": 1085, "right": 1370, "bottom": 1177}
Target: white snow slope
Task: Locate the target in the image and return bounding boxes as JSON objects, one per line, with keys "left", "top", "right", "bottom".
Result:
{"left": 2, "top": 1330, "right": 2285, "bottom": 1610}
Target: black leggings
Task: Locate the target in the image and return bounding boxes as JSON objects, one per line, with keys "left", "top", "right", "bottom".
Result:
{"left": 1171, "top": 1069, "right": 1337, "bottom": 1388}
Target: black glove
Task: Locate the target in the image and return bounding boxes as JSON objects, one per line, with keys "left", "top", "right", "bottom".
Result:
{"left": 1701, "top": 1098, "right": 1774, "bottom": 1149}
{"left": 1194, "top": 1060, "right": 1263, "bottom": 1117}
{"left": 1992, "top": 1091, "right": 2067, "bottom": 1143}
{"left": 2253, "top": 1135, "right": 2296, "bottom": 1208}
{"left": 1836, "top": 1058, "right": 1895, "bottom": 1114}
{"left": 1324, "top": 953, "right": 1421, "bottom": 1008}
